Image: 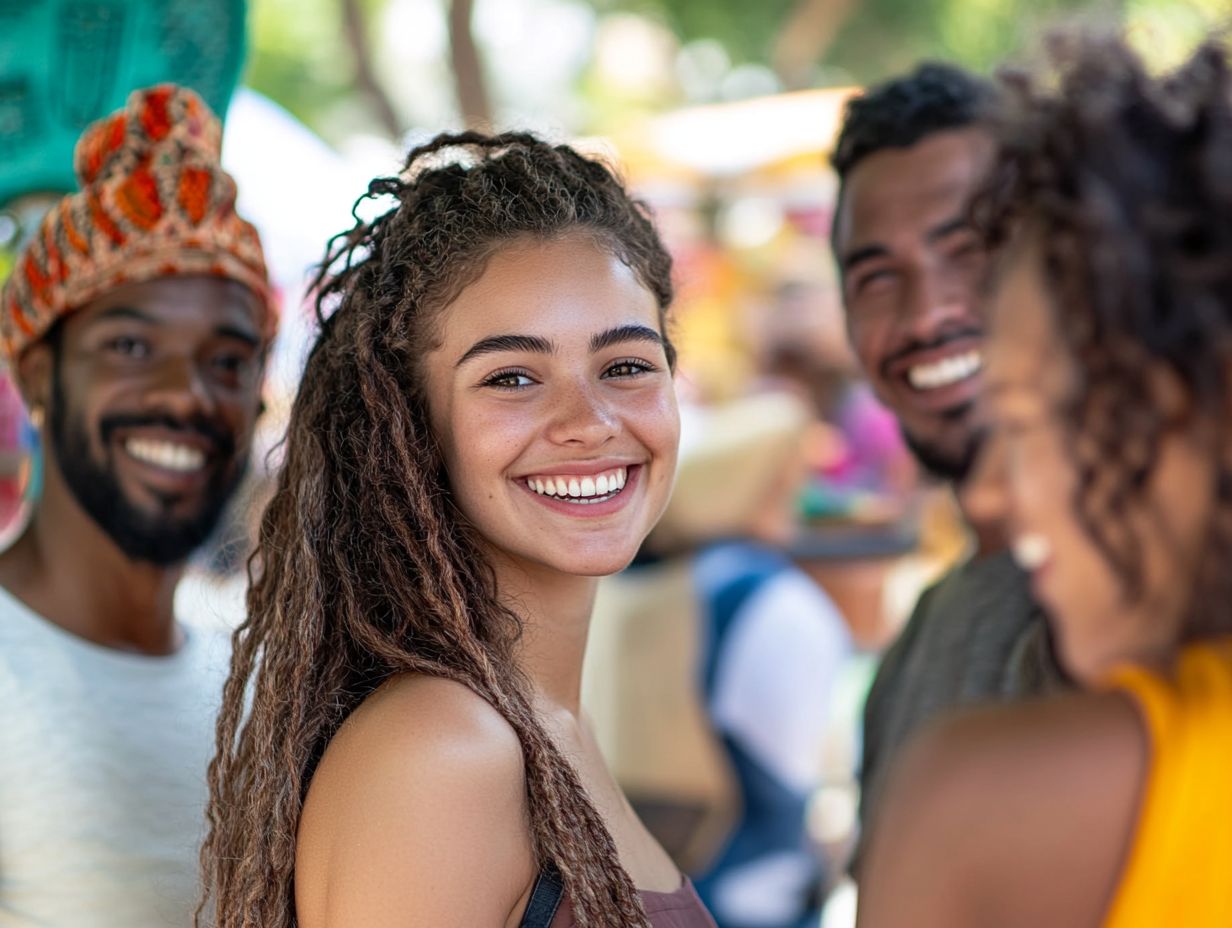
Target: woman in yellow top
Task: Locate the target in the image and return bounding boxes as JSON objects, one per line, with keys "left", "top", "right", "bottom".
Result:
{"left": 858, "top": 35, "right": 1232, "bottom": 928}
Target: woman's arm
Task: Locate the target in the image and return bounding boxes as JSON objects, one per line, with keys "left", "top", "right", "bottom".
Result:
{"left": 296, "top": 675, "right": 538, "bottom": 928}
{"left": 857, "top": 692, "right": 1146, "bottom": 928}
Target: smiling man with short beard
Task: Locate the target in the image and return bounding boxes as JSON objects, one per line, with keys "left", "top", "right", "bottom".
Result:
{"left": 0, "top": 85, "right": 274, "bottom": 927}
{"left": 48, "top": 340, "right": 247, "bottom": 567}
{"left": 828, "top": 63, "right": 1066, "bottom": 875}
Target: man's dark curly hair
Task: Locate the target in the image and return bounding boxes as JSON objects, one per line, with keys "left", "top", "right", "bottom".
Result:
{"left": 979, "top": 35, "right": 1232, "bottom": 639}
{"left": 831, "top": 61, "right": 996, "bottom": 180}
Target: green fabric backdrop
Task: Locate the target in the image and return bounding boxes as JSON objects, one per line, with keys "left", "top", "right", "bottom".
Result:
{"left": 0, "top": 0, "right": 247, "bottom": 207}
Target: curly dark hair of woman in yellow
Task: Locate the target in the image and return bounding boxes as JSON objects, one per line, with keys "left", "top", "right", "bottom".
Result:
{"left": 198, "top": 131, "right": 676, "bottom": 928}
{"left": 977, "top": 34, "right": 1232, "bottom": 640}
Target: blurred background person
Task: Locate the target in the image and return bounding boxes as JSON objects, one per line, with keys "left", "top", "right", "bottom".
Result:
{"left": 860, "top": 34, "right": 1232, "bottom": 927}
{"left": 0, "top": 0, "right": 248, "bottom": 543}
{"left": 586, "top": 390, "right": 853, "bottom": 928}
{"left": 750, "top": 276, "right": 916, "bottom": 524}
{"left": 0, "top": 374, "right": 29, "bottom": 541}
{"left": 0, "top": 85, "right": 274, "bottom": 927}
{"left": 828, "top": 61, "right": 1068, "bottom": 873}
{"left": 0, "top": 0, "right": 371, "bottom": 597}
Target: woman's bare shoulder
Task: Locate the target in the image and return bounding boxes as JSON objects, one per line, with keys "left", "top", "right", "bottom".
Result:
{"left": 297, "top": 674, "right": 536, "bottom": 928}
{"left": 336, "top": 673, "right": 524, "bottom": 760}
{"left": 859, "top": 691, "right": 1148, "bottom": 928}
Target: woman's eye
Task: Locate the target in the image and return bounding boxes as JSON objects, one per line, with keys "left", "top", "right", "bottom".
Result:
{"left": 603, "top": 359, "right": 656, "bottom": 379}
{"left": 106, "top": 335, "right": 151, "bottom": 359}
{"left": 481, "top": 369, "right": 536, "bottom": 390}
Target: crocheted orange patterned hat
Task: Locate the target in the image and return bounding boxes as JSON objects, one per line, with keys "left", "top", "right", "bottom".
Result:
{"left": 0, "top": 84, "right": 275, "bottom": 361}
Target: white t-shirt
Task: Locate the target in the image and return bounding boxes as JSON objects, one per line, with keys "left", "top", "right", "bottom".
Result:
{"left": 0, "top": 586, "right": 230, "bottom": 927}
{"left": 708, "top": 567, "right": 850, "bottom": 793}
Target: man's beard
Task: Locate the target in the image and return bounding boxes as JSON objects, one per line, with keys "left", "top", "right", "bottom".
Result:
{"left": 49, "top": 369, "right": 246, "bottom": 567}
{"left": 880, "top": 325, "right": 987, "bottom": 484}
{"left": 901, "top": 406, "right": 983, "bottom": 485}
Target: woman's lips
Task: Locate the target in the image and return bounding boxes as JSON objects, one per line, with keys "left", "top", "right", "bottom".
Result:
{"left": 519, "top": 464, "right": 642, "bottom": 517}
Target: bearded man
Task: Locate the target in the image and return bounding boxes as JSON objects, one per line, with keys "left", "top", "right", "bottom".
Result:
{"left": 828, "top": 63, "right": 1066, "bottom": 873}
{"left": 0, "top": 84, "right": 274, "bottom": 927}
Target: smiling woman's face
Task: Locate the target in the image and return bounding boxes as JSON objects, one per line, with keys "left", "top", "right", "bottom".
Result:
{"left": 970, "top": 237, "right": 1215, "bottom": 683}
{"left": 422, "top": 234, "right": 680, "bottom": 583}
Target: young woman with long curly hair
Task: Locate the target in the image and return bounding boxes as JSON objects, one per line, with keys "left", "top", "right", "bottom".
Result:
{"left": 859, "top": 35, "right": 1232, "bottom": 928}
{"left": 198, "top": 131, "right": 716, "bottom": 928}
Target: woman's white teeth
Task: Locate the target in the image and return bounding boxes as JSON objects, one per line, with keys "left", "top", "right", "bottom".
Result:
{"left": 529, "top": 467, "right": 627, "bottom": 501}
{"left": 125, "top": 438, "right": 206, "bottom": 472}
{"left": 908, "top": 350, "right": 983, "bottom": 390}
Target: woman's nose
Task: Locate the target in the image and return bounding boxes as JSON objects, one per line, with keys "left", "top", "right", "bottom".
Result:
{"left": 546, "top": 381, "right": 618, "bottom": 447}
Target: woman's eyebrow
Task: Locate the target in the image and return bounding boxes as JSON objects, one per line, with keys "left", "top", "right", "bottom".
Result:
{"left": 589, "top": 324, "right": 663, "bottom": 353}
{"left": 456, "top": 325, "right": 663, "bottom": 367}
{"left": 456, "top": 333, "right": 555, "bottom": 367}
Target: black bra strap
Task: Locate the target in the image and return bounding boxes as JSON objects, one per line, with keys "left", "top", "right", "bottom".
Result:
{"left": 519, "top": 866, "right": 565, "bottom": 928}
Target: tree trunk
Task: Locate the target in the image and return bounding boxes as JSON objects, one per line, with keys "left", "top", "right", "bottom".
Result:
{"left": 772, "top": 0, "right": 861, "bottom": 89}
{"left": 341, "top": 0, "right": 403, "bottom": 139}
{"left": 448, "top": 0, "right": 493, "bottom": 129}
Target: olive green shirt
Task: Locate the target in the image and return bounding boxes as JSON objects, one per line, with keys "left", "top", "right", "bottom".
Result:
{"left": 853, "top": 550, "right": 1066, "bottom": 876}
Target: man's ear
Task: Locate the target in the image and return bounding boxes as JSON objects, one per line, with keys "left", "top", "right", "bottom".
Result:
{"left": 13, "top": 340, "right": 53, "bottom": 415}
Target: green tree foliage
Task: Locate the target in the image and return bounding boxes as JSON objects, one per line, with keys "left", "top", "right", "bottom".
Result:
{"left": 826, "top": 0, "right": 1102, "bottom": 81}
{"left": 246, "top": 0, "right": 357, "bottom": 131}
{"left": 246, "top": 0, "right": 1226, "bottom": 141}
{"left": 596, "top": 0, "right": 800, "bottom": 65}
{"left": 589, "top": 0, "right": 1225, "bottom": 85}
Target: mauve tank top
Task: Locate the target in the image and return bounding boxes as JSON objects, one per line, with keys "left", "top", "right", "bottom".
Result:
{"left": 519, "top": 869, "right": 716, "bottom": 928}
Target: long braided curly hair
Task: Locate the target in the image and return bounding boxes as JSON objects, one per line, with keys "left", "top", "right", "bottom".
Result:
{"left": 198, "top": 130, "right": 675, "bottom": 928}
{"left": 978, "top": 34, "right": 1232, "bottom": 637}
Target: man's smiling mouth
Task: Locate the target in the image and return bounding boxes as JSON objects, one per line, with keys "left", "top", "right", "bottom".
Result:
{"left": 123, "top": 437, "right": 208, "bottom": 473}
{"left": 907, "top": 349, "right": 983, "bottom": 391}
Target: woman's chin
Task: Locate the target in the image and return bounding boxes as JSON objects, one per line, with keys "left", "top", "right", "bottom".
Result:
{"left": 1056, "top": 631, "right": 1136, "bottom": 687}
{"left": 548, "top": 546, "right": 642, "bottom": 579}
{"left": 571, "top": 555, "right": 639, "bottom": 579}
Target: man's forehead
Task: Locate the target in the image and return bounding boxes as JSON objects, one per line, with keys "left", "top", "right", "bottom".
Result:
{"left": 835, "top": 128, "right": 994, "bottom": 252}
{"left": 73, "top": 276, "right": 263, "bottom": 334}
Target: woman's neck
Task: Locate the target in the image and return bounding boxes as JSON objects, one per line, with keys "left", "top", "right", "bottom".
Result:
{"left": 493, "top": 554, "right": 599, "bottom": 716}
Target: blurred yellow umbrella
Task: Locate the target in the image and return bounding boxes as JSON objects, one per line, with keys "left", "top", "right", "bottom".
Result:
{"left": 614, "top": 87, "right": 858, "bottom": 182}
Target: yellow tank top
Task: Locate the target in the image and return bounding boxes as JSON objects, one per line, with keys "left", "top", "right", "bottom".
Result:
{"left": 1101, "top": 638, "right": 1232, "bottom": 927}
